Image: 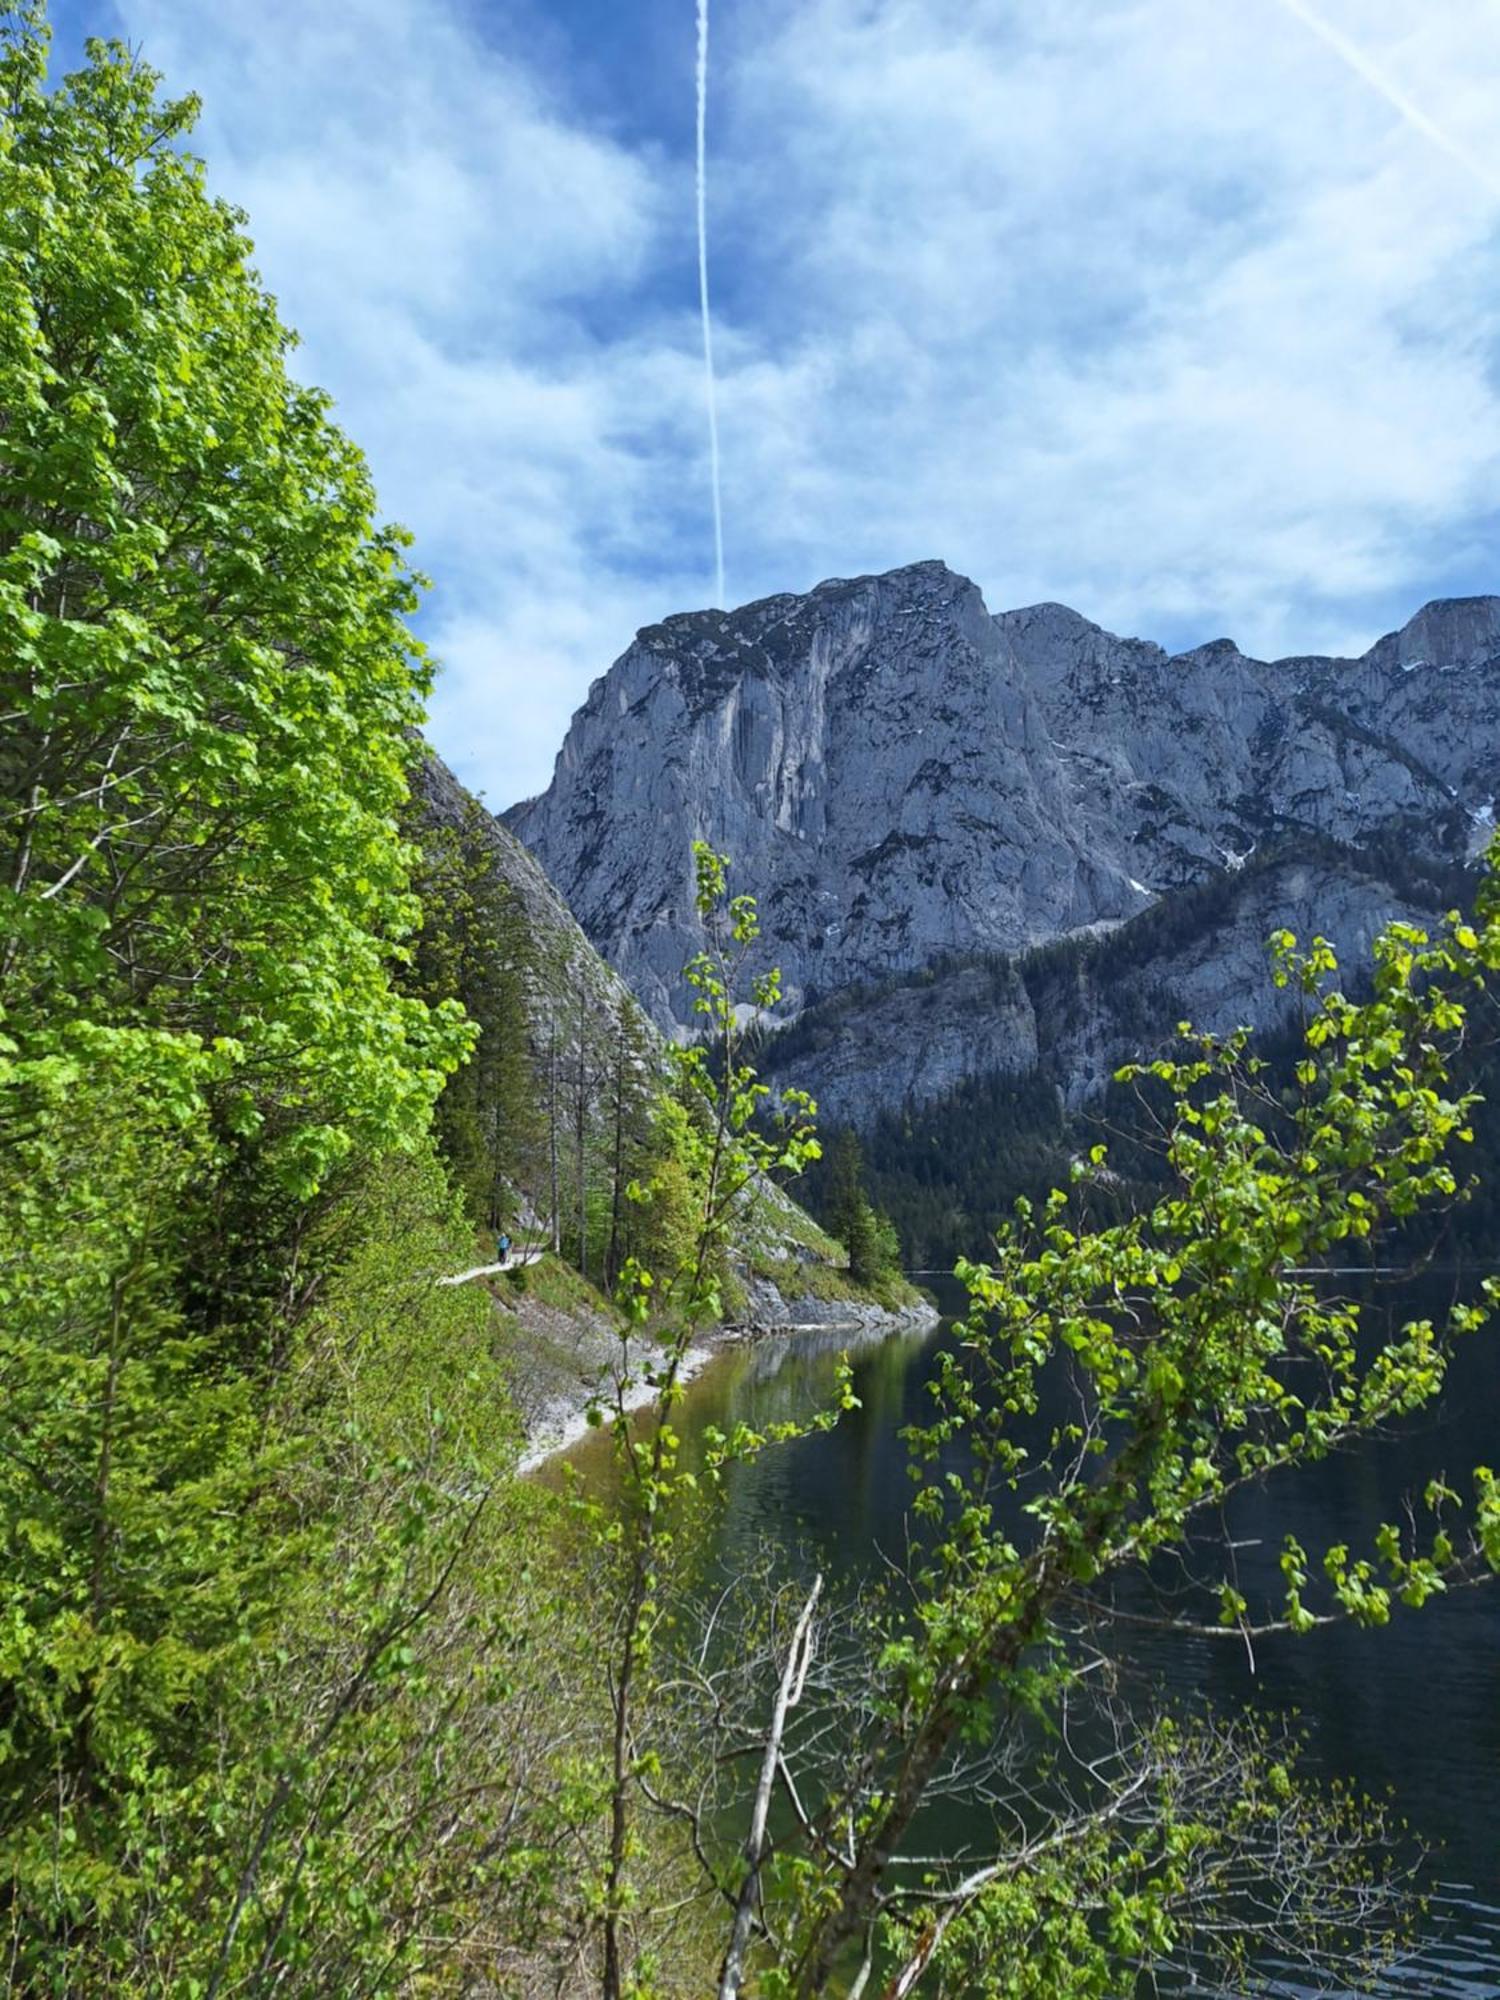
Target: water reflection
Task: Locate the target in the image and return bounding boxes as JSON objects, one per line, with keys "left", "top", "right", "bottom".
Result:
{"left": 555, "top": 1277, "right": 1500, "bottom": 1994}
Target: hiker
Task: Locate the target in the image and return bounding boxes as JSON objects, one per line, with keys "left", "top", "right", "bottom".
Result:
{"left": 496, "top": 1230, "right": 512, "bottom": 1267}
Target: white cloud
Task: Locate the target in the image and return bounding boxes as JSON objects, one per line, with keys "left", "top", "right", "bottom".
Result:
{"left": 92, "top": 0, "right": 1500, "bottom": 803}
{"left": 720, "top": 0, "right": 1500, "bottom": 652}
{"left": 108, "top": 0, "right": 699, "bottom": 805}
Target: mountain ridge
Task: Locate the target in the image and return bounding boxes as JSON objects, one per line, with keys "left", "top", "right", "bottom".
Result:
{"left": 505, "top": 564, "right": 1498, "bottom": 1127}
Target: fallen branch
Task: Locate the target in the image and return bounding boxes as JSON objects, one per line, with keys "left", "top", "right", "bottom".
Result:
{"left": 718, "top": 1573, "right": 823, "bottom": 2000}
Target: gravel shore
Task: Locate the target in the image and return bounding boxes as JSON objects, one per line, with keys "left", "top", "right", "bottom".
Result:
{"left": 501, "top": 1279, "right": 940, "bottom": 1473}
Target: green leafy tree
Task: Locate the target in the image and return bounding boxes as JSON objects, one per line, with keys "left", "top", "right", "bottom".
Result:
{"left": 823, "top": 1125, "right": 901, "bottom": 1288}
{"left": 568, "top": 893, "right": 1500, "bottom": 2000}
{"left": 605, "top": 1030, "right": 686, "bottom": 1288}
{"left": 713, "top": 913, "right": 1500, "bottom": 1996}
{"left": 402, "top": 789, "right": 538, "bottom": 1230}
{"left": 0, "top": 1029, "right": 283, "bottom": 1949}
{"left": 0, "top": 12, "right": 472, "bottom": 1976}
{"left": 0, "top": 10, "right": 466, "bottom": 1192}
{"left": 583, "top": 844, "right": 834, "bottom": 1999}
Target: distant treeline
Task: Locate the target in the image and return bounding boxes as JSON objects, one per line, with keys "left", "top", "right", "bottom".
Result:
{"left": 772, "top": 829, "right": 1492, "bottom": 1271}
{"left": 835, "top": 987, "right": 1500, "bottom": 1273}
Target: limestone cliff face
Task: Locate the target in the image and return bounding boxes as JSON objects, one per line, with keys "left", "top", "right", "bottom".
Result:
{"left": 506, "top": 563, "right": 1145, "bottom": 1025}
{"left": 506, "top": 566, "right": 1498, "bottom": 1124}
{"left": 994, "top": 596, "right": 1497, "bottom": 893}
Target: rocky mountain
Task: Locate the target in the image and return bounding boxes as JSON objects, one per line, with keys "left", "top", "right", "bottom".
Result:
{"left": 759, "top": 841, "right": 1462, "bottom": 1130}
{"left": 505, "top": 563, "right": 1498, "bottom": 1126}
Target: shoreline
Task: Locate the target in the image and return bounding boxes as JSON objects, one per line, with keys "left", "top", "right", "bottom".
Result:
{"left": 517, "top": 1291, "right": 940, "bottom": 1475}
{"left": 515, "top": 1336, "right": 718, "bottom": 1474}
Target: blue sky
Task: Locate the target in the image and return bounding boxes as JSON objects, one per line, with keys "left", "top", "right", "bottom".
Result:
{"left": 45, "top": 0, "right": 1500, "bottom": 809}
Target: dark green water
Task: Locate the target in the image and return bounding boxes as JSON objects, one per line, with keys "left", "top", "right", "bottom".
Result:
{"left": 558, "top": 1278, "right": 1500, "bottom": 1995}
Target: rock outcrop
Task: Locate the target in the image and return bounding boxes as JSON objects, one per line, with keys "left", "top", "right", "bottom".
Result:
{"left": 760, "top": 846, "right": 1441, "bottom": 1128}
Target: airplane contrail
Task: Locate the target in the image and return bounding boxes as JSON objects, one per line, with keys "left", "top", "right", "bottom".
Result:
{"left": 1271, "top": 0, "right": 1500, "bottom": 203}
{"left": 696, "top": 0, "right": 726, "bottom": 608}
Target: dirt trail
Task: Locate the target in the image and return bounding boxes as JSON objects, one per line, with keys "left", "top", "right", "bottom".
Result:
{"left": 438, "top": 1249, "right": 543, "bottom": 1287}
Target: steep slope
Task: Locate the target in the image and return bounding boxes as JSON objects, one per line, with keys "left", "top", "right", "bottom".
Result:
{"left": 506, "top": 566, "right": 1497, "bottom": 1126}
{"left": 410, "top": 752, "right": 917, "bottom": 1317}
{"left": 414, "top": 750, "right": 643, "bottom": 1046}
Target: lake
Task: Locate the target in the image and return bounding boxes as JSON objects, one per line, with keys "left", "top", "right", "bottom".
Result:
{"left": 556, "top": 1272, "right": 1500, "bottom": 1995}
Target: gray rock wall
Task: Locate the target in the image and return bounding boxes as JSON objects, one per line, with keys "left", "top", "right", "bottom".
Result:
{"left": 760, "top": 849, "right": 1433, "bottom": 1126}
{"left": 505, "top": 566, "right": 1498, "bottom": 1123}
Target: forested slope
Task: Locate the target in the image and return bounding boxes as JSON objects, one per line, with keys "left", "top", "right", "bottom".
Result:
{"left": 0, "top": 19, "right": 649, "bottom": 1982}
{"left": 404, "top": 750, "right": 882, "bottom": 1319}
{"left": 768, "top": 831, "right": 1497, "bottom": 1264}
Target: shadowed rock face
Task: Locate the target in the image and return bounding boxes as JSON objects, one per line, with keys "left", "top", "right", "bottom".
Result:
{"left": 755, "top": 851, "right": 1433, "bottom": 1129}
{"left": 505, "top": 565, "right": 1499, "bottom": 1121}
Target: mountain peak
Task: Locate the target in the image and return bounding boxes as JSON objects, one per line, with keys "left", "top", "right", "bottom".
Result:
{"left": 508, "top": 571, "right": 1499, "bottom": 1038}
{"left": 1383, "top": 595, "right": 1500, "bottom": 672}
{"left": 1183, "top": 636, "right": 1241, "bottom": 660}
{"left": 817, "top": 556, "right": 956, "bottom": 587}
{"left": 998, "top": 600, "right": 1102, "bottom": 639}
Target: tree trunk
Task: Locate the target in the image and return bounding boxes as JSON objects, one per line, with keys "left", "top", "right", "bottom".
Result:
{"left": 601, "top": 1561, "right": 646, "bottom": 2000}
{"left": 607, "top": 1024, "right": 626, "bottom": 1290}
{"left": 575, "top": 1060, "right": 588, "bottom": 1282}
{"left": 575, "top": 976, "right": 590, "bottom": 1281}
